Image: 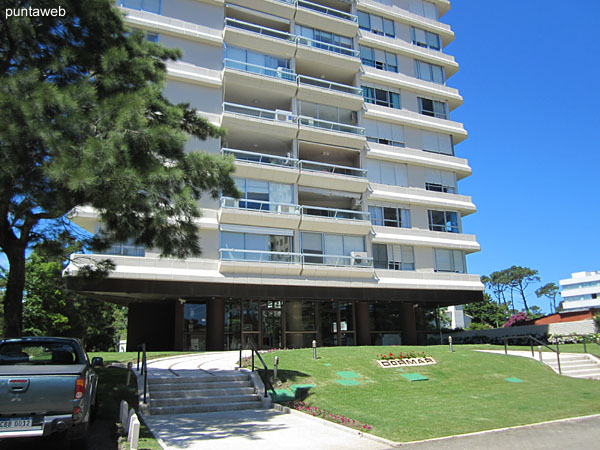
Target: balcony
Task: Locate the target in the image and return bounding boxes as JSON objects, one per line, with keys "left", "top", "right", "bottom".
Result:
{"left": 301, "top": 252, "right": 374, "bottom": 278}
{"left": 298, "top": 115, "right": 365, "bottom": 149}
{"left": 222, "top": 102, "right": 298, "bottom": 138}
{"left": 297, "top": 0, "right": 357, "bottom": 22}
{"left": 296, "top": 0, "right": 358, "bottom": 37}
{"left": 296, "top": 35, "right": 359, "bottom": 58}
{"left": 299, "top": 205, "right": 371, "bottom": 233}
{"left": 219, "top": 249, "right": 303, "bottom": 275}
{"left": 222, "top": 148, "right": 299, "bottom": 183}
{"left": 298, "top": 160, "right": 369, "bottom": 193}
{"left": 219, "top": 197, "right": 301, "bottom": 228}
{"left": 371, "top": 226, "right": 480, "bottom": 253}
{"left": 224, "top": 58, "right": 296, "bottom": 82}
{"left": 224, "top": 18, "right": 296, "bottom": 57}
{"left": 296, "top": 74, "right": 363, "bottom": 110}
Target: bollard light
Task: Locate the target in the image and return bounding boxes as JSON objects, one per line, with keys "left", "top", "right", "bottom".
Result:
{"left": 126, "top": 362, "right": 132, "bottom": 386}
{"left": 538, "top": 345, "right": 543, "bottom": 362}
{"left": 274, "top": 355, "right": 279, "bottom": 381}
{"left": 448, "top": 336, "right": 454, "bottom": 353}
{"left": 312, "top": 340, "right": 317, "bottom": 360}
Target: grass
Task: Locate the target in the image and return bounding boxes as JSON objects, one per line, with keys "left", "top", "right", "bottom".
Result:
{"left": 261, "top": 345, "right": 600, "bottom": 442}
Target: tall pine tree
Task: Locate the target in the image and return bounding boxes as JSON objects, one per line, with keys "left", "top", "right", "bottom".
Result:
{"left": 0, "top": 0, "right": 238, "bottom": 336}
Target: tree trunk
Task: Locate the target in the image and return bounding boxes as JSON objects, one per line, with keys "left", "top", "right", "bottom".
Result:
{"left": 3, "top": 246, "right": 27, "bottom": 337}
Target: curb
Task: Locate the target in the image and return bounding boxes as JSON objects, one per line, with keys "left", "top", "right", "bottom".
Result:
{"left": 138, "top": 410, "right": 169, "bottom": 450}
{"left": 271, "top": 402, "right": 397, "bottom": 447}
{"left": 395, "top": 413, "right": 600, "bottom": 446}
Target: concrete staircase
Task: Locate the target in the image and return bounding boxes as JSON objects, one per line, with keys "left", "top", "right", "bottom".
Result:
{"left": 545, "top": 354, "right": 600, "bottom": 380}
{"left": 147, "top": 370, "right": 264, "bottom": 415}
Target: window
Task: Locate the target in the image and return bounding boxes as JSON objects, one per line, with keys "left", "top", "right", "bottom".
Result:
{"left": 220, "top": 231, "right": 292, "bottom": 261}
{"left": 296, "top": 25, "right": 354, "bottom": 55}
{"left": 418, "top": 97, "right": 448, "bottom": 119}
{"left": 146, "top": 32, "right": 160, "bottom": 43}
{"left": 422, "top": 131, "right": 453, "bottom": 155}
{"left": 373, "top": 244, "right": 415, "bottom": 270}
{"left": 428, "top": 210, "right": 459, "bottom": 233}
{"left": 298, "top": 101, "right": 357, "bottom": 125}
{"left": 118, "top": 0, "right": 161, "bottom": 14}
{"left": 364, "top": 120, "right": 405, "bottom": 147}
{"left": 414, "top": 60, "right": 445, "bottom": 84}
{"left": 301, "top": 232, "right": 365, "bottom": 265}
{"left": 411, "top": 27, "right": 441, "bottom": 51}
{"left": 369, "top": 206, "right": 410, "bottom": 228}
{"left": 362, "top": 86, "right": 401, "bottom": 109}
{"left": 358, "top": 11, "right": 395, "bottom": 38}
{"left": 409, "top": 0, "right": 438, "bottom": 20}
{"left": 425, "top": 169, "right": 456, "bottom": 194}
{"left": 360, "top": 46, "right": 397, "bottom": 73}
{"left": 234, "top": 178, "right": 294, "bottom": 210}
{"left": 366, "top": 160, "right": 408, "bottom": 186}
{"left": 224, "top": 46, "right": 292, "bottom": 78}
{"left": 434, "top": 249, "right": 465, "bottom": 273}
{"left": 94, "top": 224, "right": 145, "bottom": 257}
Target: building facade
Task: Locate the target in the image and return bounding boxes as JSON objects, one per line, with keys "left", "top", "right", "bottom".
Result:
{"left": 67, "top": 0, "right": 483, "bottom": 351}
{"left": 560, "top": 271, "right": 600, "bottom": 311}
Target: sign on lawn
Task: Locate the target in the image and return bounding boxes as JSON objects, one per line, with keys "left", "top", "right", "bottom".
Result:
{"left": 377, "top": 357, "right": 436, "bottom": 368}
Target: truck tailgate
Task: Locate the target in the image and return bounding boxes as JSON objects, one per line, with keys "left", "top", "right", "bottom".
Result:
{"left": 0, "top": 365, "right": 86, "bottom": 415}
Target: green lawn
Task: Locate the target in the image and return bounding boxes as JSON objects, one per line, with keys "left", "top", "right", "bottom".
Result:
{"left": 261, "top": 345, "right": 600, "bottom": 442}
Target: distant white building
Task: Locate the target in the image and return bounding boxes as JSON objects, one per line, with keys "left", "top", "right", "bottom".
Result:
{"left": 560, "top": 271, "right": 600, "bottom": 311}
{"left": 446, "top": 305, "right": 471, "bottom": 329}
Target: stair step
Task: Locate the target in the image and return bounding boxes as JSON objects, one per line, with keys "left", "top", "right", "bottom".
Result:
{"left": 560, "top": 367, "right": 600, "bottom": 374}
{"left": 149, "top": 381, "right": 253, "bottom": 391}
{"left": 148, "top": 374, "right": 249, "bottom": 384}
{"left": 150, "top": 401, "right": 262, "bottom": 415}
{"left": 151, "top": 387, "right": 256, "bottom": 399}
{"left": 570, "top": 373, "right": 600, "bottom": 379}
{"left": 151, "top": 394, "right": 260, "bottom": 408}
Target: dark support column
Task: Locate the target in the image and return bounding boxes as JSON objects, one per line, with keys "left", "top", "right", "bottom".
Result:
{"left": 400, "top": 303, "right": 417, "bottom": 345}
{"left": 355, "top": 301, "right": 371, "bottom": 346}
{"left": 206, "top": 298, "right": 225, "bottom": 351}
{"left": 173, "top": 301, "right": 185, "bottom": 351}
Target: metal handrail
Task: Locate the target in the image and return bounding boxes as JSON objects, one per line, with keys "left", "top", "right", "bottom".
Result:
{"left": 224, "top": 18, "right": 295, "bottom": 42}
{"left": 219, "top": 248, "right": 302, "bottom": 264}
{"left": 298, "top": 115, "right": 365, "bottom": 135}
{"left": 296, "top": 74, "right": 362, "bottom": 95}
{"left": 220, "top": 196, "right": 301, "bottom": 214}
{"left": 301, "top": 253, "right": 373, "bottom": 267}
{"left": 221, "top": 148, "right": 298, "bottom": 168}
{"left": 239, "top": 339, "right": 276, "bottom": 398}
{"left": 297, "top": 0, "right": 358, "bottom": 22}
{"left": 298, "top": 159, "right": 367, "bottom": 178}
{"left": 502, "top": 335, "right": 561, "bottom": 375}
{"left": 300, "top": 205, "right": 370, "bottom": 221}
{"left": 136, "top": 343, "right": 148, "bottom": 404}
{"left": 223, "top": 102, "right": 297, "bottom": 123}
{"left": 295, "top": 35, "right": 359, "bottom": 58}
{"left": 223, "top": 58, "right": 296, "bottom": 81}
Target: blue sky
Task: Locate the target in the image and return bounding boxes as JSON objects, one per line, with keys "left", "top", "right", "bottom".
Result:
{"left": 445, "top": 0, "right": 600, "bottom": 311}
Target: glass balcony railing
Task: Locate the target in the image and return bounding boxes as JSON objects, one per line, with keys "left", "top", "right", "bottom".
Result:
{"left": 221, "top": 197, "right": 301, "bottom": 215}
{"left": 302, "top": 253, "right": 373, "bottom": 267}
{"left": 296, "top": 35, "right": 360, "bottom": 58}
{"left": 223, "top": 102, "right": 297, "bottom": 123}
{"left": 300, "top": 205, "right": 370, "bottom": 221}
{"left": 224, "top": 18, "right": 295, "bottom": 42}
{"left": 298, "top": 116, "right": 365, "bottom": 135}
{"left": 222, "top": 148, "right": 298, "bottom": 168}
{"left": 297, "top": 0, "right": 358, "bottom": 23}
{"left": 224, "top": 59, "right": 296, "bottom": 81}
{"left": 299, "top": 160, "right": 367, "bottom": 178}
{"left": 296, "top": 75, "right": 361, "bottom": 96}
{"left": 220, "top": 249, "right": 302, "bottom": 263}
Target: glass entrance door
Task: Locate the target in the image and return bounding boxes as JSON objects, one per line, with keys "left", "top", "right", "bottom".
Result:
{"left": 261, "top": 301, "right": 282, "bottom": 349}
{"left": 319, "top": 301, "right": 355, "bottom": 347}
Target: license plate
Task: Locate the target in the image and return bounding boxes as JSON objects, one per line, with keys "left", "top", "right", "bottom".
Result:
{"left": 0, "top": 417, "right": 33, "bottom": 430}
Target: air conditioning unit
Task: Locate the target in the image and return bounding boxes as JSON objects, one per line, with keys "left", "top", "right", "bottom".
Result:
{"left": 275, "top": 110, "right": 294, "bottom": 122}
{"left": 350, "top": 251, "right": 368, "bottom": 266}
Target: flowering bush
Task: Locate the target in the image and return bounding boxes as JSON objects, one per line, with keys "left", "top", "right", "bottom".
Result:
{"left": 288, "top": 401, "right": 372, "bottom": 432}
{"left": 502, "top": 312, "right": 530, "bottom": 328}
{"left": 548, "top": 333, "right": 600, "bottom": 345}
{"left": 376, "top": 350, "right": 430, "bottom": 360}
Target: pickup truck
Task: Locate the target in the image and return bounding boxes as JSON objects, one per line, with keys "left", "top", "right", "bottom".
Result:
{"left": 0, "top": 337, "right": 102, "bottom": 448}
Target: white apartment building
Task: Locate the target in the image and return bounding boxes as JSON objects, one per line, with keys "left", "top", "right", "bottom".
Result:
{"left": 67, "top": 0, "right": 483, "bottom": 351}
{"left": 560, "top": 271, "right": 600, "bottom": 311}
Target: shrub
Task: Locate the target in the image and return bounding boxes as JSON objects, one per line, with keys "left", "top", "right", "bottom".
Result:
{"left": 503, "top": 312, "right": 530, "bottom": 328}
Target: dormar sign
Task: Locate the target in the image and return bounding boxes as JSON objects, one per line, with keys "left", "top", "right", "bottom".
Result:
{"left": 377, "top": 357, "right": 437, "bottom": 368}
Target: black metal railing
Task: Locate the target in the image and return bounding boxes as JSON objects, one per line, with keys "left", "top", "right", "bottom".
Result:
{"left": 503, "top": 335, "right": 561, "bottom": 375}
{"left": 238, "top": 340, "right": 276, "bottom": 398}
{"left": 137, "top": 343, "right": 148, "bottom": 403}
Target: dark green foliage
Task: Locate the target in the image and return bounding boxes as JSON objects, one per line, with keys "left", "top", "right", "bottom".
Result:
{"left": 536, "top": 282, "right": 560, "bottom": 315}
{"left": 0, "top": 1, "right": 237, "bottom": 336}
{"left": 465, "top": 292, "right": 510, "bottom": 329}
